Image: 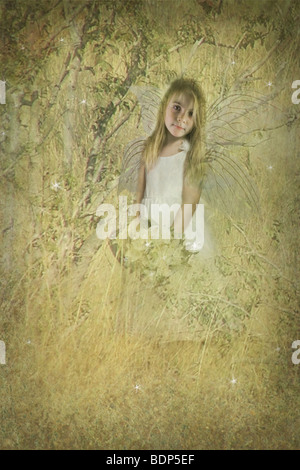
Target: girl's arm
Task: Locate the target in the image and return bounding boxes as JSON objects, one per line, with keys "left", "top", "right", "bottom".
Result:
{"left": 135, "top": 163, "right": 146, "bottom": 220}
{"left": 173, "top": 179, "right": 201, "bottom": 235}
{"left": 136, "top": 162, "right": 146, "bottom": 204}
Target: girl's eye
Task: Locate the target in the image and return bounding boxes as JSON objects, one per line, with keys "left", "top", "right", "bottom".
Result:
{"left": 173, "top": 105, "right": 181, "bottom": 111}
{"left": 188, "top": 111, "right": 193, "bottom": 117}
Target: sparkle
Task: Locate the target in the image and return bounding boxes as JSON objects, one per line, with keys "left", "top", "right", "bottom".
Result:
{"left": 186, "top": 241, "right": 202, "bottom": 252}
{"left": 134, "top": 384, "right": 141, "bottom": 392}
{"left": 51, "top": 180, "right": 62, "bottom": 191}
{"left": 145, "top": 242, "right": 151, "bottom": 248}
{"left": 267, "top": 165, "right": 273, "bottom": 170}
{"left": 80, "top": 99, "right": 87, "bottom": 105}
{"left": 26, "top": 339, "right": 31, "bottom": 345}
{"left": 230, "top": 377, "right": 237, "bottom": 385}
{"left": 266, "top": 81, "right": 273, "bottom": 87}
{"left": 231, "top": 60, "right": 236, "bottom": 65}
{"left": 60, "top": 38, "right": 64, "bottom": 42}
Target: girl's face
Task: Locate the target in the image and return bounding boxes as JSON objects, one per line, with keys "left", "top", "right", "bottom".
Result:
{"left": 164, "top": 93, "right": 195, "bottom": 140}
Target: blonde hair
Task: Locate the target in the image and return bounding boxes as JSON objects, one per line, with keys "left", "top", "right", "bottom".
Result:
{"left": 143, "top": 78, "right": 206, "bottom": 187}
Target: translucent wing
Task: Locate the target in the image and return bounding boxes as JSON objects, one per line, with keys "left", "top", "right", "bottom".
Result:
{"left": 201, "top": 145, "right": 260, "bottom": 219}
{"left": 118, "top": 137, "right": 146, "bottom": 195}
{"left": 129, "top": 85, "right": 162, "bottom": 134}
{"left": 202, "top": 87, "right": 287, "bottom": 218}
{"left": 206, "top": 87, "right": 286, "bottom": 148}
{"left": 118, "top": 86, "right": 162, "bottom": 195}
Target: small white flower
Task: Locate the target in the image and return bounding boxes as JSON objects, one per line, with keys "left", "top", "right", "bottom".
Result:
{"left": 179, "top": 139, "right": 190, "bottom": 152}
{"left": 231, "top": 60, "right": 236, "bottom": 65}
{"left": 145, "top": 242, "right": 151, "bottom": 248}
{"left": 26, "top": 339, "right": 31, "bottom": 345}
{"left": 267, "top": 165, "right": 273, "bottom": 170}
{"left": 51, "top": 180, "right": 62, "bottom": 191}
{"left": 60, "top": 38, "right": 64, "bottom": 42}
{"left": 186, "top": 241, "right": 202, "bottom": 252}
{"left": 275, "top": 347, "right": 280, "bottom": 352}
{"left": 80, "top": 99, "right": 87, "bottom": 105}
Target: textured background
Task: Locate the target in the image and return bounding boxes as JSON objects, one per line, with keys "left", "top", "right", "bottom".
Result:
{"left": 0, "top": 0, "right": 299, "bottom": 449}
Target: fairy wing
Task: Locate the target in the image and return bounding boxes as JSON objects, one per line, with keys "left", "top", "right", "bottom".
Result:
{"left": 118, "top": 86, "right": 162, "bottom": 195}
{"left": 129, "top": 85, "right": 162, "bottom": 134}
{"left": 118, "top": 137, "right": 146, "bottom": 195}
{"left": 202, "top": 87, "right": 287, "bottom": 218}
{"left": 201, "top": 145, "right": 260, "bottom": 219}
{"left": 206, "top": 88, "right": 286, "bottom": 148}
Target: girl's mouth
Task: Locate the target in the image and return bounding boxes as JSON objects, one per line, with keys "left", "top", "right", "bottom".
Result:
{"left": 174, "top": 124, "right": 185, "bottom": 130}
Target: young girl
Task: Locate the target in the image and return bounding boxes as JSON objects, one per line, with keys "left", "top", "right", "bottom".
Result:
{"left": 135, "top": 78, "right": 207, "bottom": 250}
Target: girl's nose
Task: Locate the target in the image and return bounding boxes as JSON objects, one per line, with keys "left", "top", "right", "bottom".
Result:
{"left": 178, "top": 111, "right": 188, "bottom": 123}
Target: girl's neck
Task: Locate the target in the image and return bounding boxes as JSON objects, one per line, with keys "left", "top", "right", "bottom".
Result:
{"left": 160, "top": 135, "right": 184, "bottom": 158}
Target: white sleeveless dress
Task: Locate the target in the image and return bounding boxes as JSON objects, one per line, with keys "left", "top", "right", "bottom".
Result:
{"left": 143, "top": 150, "right": 186, "bottom": 220}
{"left": 141, "top": 148, "right": 214, "bottom": 256}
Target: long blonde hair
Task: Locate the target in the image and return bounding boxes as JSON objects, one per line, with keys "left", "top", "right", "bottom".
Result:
{"left": 143, "top": 78, "right": 206, "bottom": 187}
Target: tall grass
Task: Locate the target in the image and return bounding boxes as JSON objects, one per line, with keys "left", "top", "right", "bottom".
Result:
{"left": 1, "top": 143, "right": 299, "bottom": 449}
